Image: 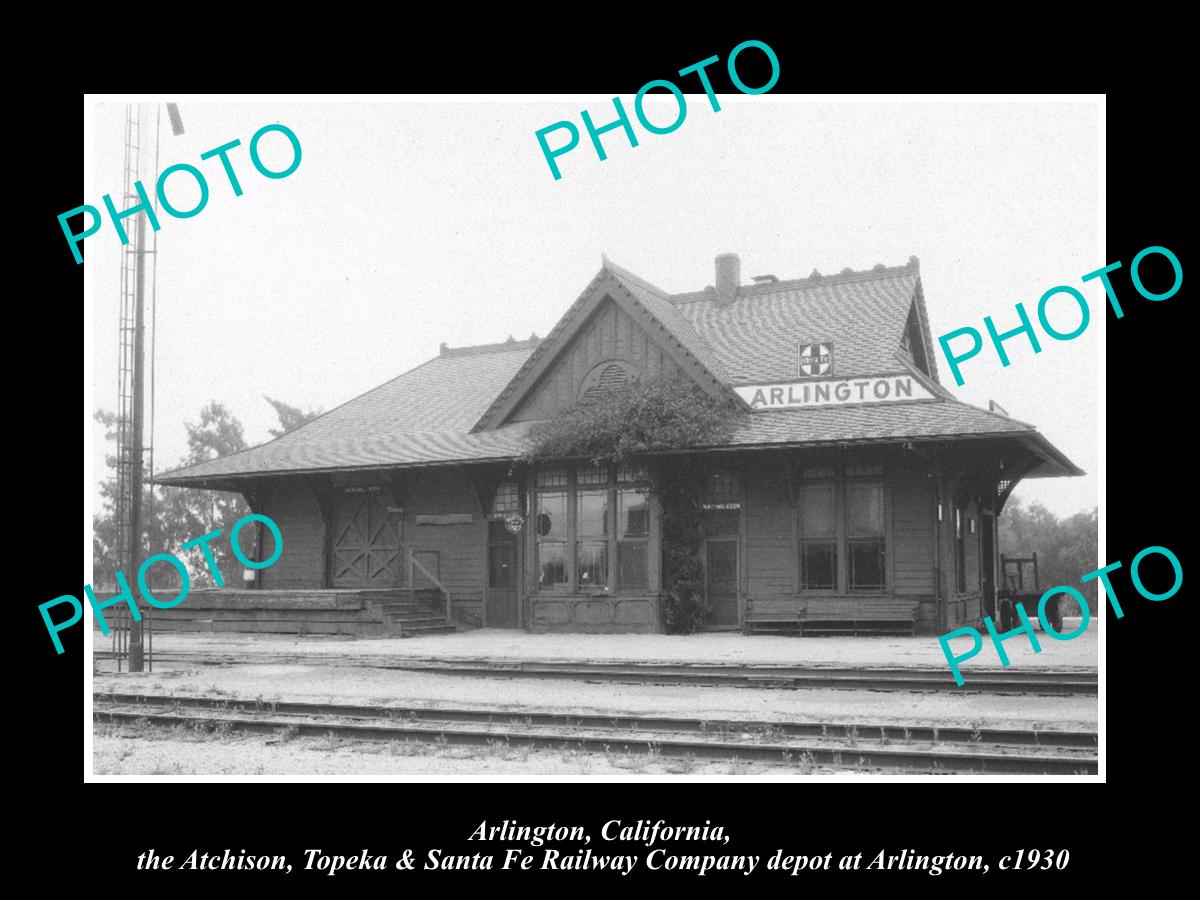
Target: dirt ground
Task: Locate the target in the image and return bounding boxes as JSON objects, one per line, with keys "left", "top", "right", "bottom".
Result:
{"left": 93, "top": 719, "right": 853, "bottom": 777}
{"left": 119, "top": 617, "right": 1099, "bottom": 671}
{"left": 94, "top": 665, "right": 1096, "bottom": 731}
{"left": 92, "top": 622, "right": 1098, "bottom": 777}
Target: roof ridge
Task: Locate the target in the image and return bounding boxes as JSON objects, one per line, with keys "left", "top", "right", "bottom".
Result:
{"left": 670, "top": 257, "right": 921, "bottom": 304}
{"left": 601, "top": 255, "right": 673, "bottom": 299}
{"left": 440, "top": 335, "right": 541, "bottom": 357}
{"left": 469, "top": 267, "right": 612, "bottom": 431}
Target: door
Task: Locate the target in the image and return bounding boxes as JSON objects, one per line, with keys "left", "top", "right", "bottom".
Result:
{"left": 332, "top": 490, "right": 401, "bottom": 587}
{"left": 486, "top": 520, "right": 520, "bottom": 627}
{"left": 706, "top": 539, "right": 739, "bottom": 627}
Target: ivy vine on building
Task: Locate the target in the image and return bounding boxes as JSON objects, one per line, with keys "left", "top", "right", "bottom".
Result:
{"left": 522, "top": 376, "right": 739, "bottom": 633}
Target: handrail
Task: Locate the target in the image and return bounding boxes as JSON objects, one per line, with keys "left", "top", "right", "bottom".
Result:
{"left": 409, "top": 552, "right": 452, "bottom": 625}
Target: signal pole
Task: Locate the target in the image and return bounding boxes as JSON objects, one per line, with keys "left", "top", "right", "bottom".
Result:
{"left": 125, "top": 102, "right": 181, "bottom": 673}
{"left": 128, "top": 208, "right": 148, "bottom": 672}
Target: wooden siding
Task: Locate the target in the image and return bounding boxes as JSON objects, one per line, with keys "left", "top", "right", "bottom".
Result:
{"left": 238, "top": 445, "right": 1005, "bottom": 636}
{"left": 402, "top": 469, "right": 486, "bottom": 609}
{"left": 741, "top": 450, "right": 940, "bottom": 633}
{"left": 256, "top": 470, "right": 488, "bottom": 608}
{"left": 529, "top": 595, "right": 658, "bottom": 633}
{"left": 510, "top": 298, "right": 689, "bottom": 422}
{"left": 889, "top": 453, "right": 939, "bottom": 630}
{"left": 744, "top": 460, "right": 795, "bottom": 599}
{"left": 258, "top": 482, "right": 325, "bottom": 589}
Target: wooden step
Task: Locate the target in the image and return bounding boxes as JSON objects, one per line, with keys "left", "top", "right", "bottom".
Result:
{"left": 391, "top": 615, "right": 451, "bottom": 627}
{"left": 400, "top": 624, "right": 457, "bottom": 637}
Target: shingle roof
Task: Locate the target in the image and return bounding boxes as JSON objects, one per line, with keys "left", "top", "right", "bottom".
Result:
{"left": 156, "top": 342, "right": 537, "bottom": 483}
{"left": 602, "top": 258, "right": 731, "bottom": 383}
{"left": 676, "top": 263, "right": 919, "bottom": 383}
{"left": 155, "top": 256, "right": 1081, "bottom": 485}
{"left": 728, "top": 401, "right": 1031, "bottom": 446}
{"left": 156, "top": 391, "right": 1069, "bottom": 485}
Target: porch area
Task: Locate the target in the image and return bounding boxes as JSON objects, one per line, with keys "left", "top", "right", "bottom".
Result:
{"left": 93, "top": 588, "right": 456, "bottom": 638}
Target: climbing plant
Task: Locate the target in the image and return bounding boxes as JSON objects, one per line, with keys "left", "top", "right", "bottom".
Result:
{"left": 523, "top": 377, "right": 739, "bottom": 633}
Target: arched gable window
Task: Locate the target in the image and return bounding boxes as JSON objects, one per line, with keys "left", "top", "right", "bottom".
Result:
{"left": 578, "top": 360, "right": 637, "bottom": 402}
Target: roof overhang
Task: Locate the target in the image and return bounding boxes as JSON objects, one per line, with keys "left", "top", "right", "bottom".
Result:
{"left": 153, "top": 426, "right": 1083, "bottom": 493}
{"left": 1015, "top": 432, "right": 1086, "bottom": 478}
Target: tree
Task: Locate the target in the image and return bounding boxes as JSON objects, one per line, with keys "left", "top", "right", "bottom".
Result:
{"left": 93, "top": 398, "right": 317, "bottom": 590}
{"left": 154, "top": 402, "right": 251, "bottom": 587}
{"left": 999, "top": 496, "right": 1098, "bottom": 614}
{"left": 264, "top": 396, "right": 324, "bottom": 438}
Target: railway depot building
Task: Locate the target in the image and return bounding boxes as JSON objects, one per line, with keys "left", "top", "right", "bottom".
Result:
{"left": 157, "top": 254, "right": 1080, "bottom": 636}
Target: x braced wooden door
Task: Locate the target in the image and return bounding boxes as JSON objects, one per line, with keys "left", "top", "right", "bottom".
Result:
{"left": 332, "top": 490, "right": 401, "bottom": 587}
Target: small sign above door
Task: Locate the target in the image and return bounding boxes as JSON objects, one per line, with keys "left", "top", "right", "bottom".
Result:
{"left": 503, "top": 512, "right": 526, "bottom": 534}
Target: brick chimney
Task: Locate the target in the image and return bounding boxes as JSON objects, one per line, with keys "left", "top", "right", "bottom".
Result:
{"left": 715, "top": 253, "right": 740, "bottom": 305}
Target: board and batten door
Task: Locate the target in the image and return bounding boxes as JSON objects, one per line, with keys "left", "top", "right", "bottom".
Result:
{"left": 486, "top": 519, "right": 520, "bottom": 627}
{"left": 706, "top": 539, "right": 739, "bottom": 627}
{"left": 332, "top": 489, "right": 401, "bottom": 587}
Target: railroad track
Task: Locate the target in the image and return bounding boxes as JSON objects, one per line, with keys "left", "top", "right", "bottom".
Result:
{"left": 95, "top": 650, "right": 1097, "bottom": 694}
{"left": 93, "top": 692, "right": 1098, "bottom": 774}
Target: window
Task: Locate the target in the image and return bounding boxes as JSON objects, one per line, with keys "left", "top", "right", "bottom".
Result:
{"left": 702, "top": 468, "right": 741, "bottom": 536}
{"left": 535, "top": 489, "right": 568, "bottom": 588}
{"left": 846, "top": 478, "right": 885, "bottom": 591}
{"left": 576, "top": 489, "right": 609, "bottom": 588}
{"left": 704, "top": 470, "right": 741, "bottom": 505}
{"left": 797, "top": 463, "right": 886, "bottom": 593}
{"left": 799, "top": 475, "right": 837, "bottom": 590}
{"left": 535, "top": 467, "right": 568, "bottom": 588}
{"left": 617, "top": 489, "right": 649, "bottom": 588}
{"left": 579, "top": 361, "right": 636, "bottom": 402}
{"left": 490, "top": 481, "right": 520, "bottom": 516}
{"left": 535, "top": 465, "right": 652, "bottom": 592}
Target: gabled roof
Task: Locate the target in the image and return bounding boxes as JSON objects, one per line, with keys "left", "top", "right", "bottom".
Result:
{"left": 155, "top": 255, "right": 1083, "bottom": 487}
{"left": 469, "top": 258, "right": 735, "bottom": 432}
{"left": 601, "top": 257, "right": 732, "bottom": 384}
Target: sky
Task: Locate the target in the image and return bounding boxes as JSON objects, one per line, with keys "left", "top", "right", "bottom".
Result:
{"left": 87, "top": 97, "right": 1100, "bottom": 519}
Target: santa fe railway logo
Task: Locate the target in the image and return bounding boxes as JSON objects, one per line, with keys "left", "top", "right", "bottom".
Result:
{"left": 798, "top": 342, "right": 833, "bottom": 376}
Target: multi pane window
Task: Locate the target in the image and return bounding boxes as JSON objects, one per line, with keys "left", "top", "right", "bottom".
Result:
{"left": 617, "top": 489, "right": 650, "bottom": 588}
{"left": 576, "top": 488, "right": 609, "bottom": 588}
{"left": 490, "top": 482, "right": 520, "bottom": 516}
{"left": 535, "top": 466, "right": 651, "bottom": 592}
{"left": 535, "top": 467, "right": 568, "bottom": 588}
{"left": 799, "top": 468, "right": 837, "bottom": 590}
{"left": 846, "top": 477, "right": 885, "bottom": 591}
{"left": 797, "top": 463, "right": 886, "bottom": 593}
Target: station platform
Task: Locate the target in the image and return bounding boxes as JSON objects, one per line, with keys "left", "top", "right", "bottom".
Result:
{"left": 93, "top": 618, "right": 1098, "bottom": 673}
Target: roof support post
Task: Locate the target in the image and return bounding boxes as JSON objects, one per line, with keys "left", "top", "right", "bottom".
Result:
{"left": 304, "top": 475, "right": 334, "bottom": 589}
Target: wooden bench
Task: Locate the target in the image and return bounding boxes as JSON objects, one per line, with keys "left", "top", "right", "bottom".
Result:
{"left": 799, "top": 599, "right": 919, "bottom": 637}
{"left": 744, "top": 614, "right": 803, "bottom": 636}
